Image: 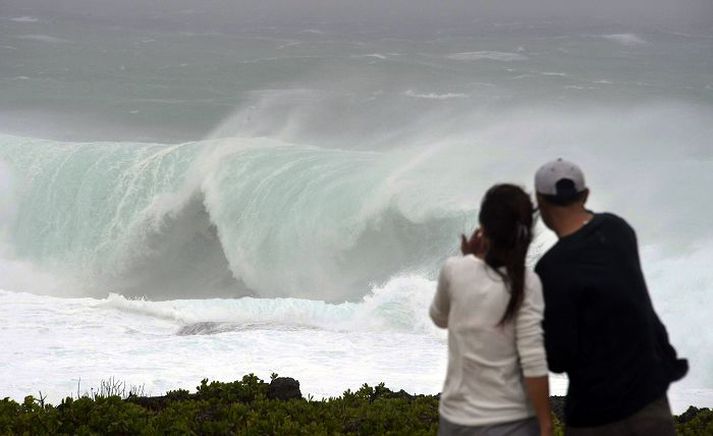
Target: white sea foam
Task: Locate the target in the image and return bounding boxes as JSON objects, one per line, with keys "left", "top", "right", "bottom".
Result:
{"left": 599, "top": 33, "right": 647, "bottom": 46}
{"left": 0, "top": 287, "right": 448, "bottom": 405}
{"left": 404, "top": 90, "right": 469, "bottom": 100}
{"left": 15, "top": 34, "right": 70, "bottom": 44}
{"left": 300, "top": 29, "right": 324, "bottom": 35}
{"left": 446, "top": 51, "right": 528, "bottom": 62}
{"left": 361, "top": 53, "right": 388, "bottom": 60}
{"left": 94, "top": 274, "right": 441, "bottom": 336}
{"left": 10, "top": 16, "right": 39, "bottom": 23}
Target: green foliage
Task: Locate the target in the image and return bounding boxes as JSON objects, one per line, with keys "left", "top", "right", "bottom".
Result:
{"left": 1, "top": 376, "right": 710, "bottom": 435}
{"left": 195, "top": 374, "right": 269, "bottom": 404}
{"left": 675, "top": 407, "right": 713, "bottom": 436}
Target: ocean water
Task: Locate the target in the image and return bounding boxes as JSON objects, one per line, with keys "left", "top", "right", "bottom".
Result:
{"left": 1, "top": 9, "right": 713, "bottom": 412}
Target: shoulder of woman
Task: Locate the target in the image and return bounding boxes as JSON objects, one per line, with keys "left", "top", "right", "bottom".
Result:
{"left": 440, "top": 255, "right": 482, "bottom": 278}
{"left": 525, "top": 269, "right": 544, "bottom": 293}
{"left": 445, "top": 254, "right": 485, "bottom": 271}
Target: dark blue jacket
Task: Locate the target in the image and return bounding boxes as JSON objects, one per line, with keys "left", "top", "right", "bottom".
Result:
{"left": 536, "top": 213, "right": 687, "bottom": 427}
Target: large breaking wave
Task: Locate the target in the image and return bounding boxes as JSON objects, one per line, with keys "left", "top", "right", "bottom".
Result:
{"left": 0, "top": 134, "right": 469, "bottom": 301}
{"left": 1, "top": 100, "right": 713, "bottom": 388}
{"left": 1, "top": 101, "right": 712, "bottom": 307}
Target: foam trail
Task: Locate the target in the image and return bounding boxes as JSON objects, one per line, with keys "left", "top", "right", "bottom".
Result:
{"left": 95, "top": 274, "right": 442, "bottom": 337}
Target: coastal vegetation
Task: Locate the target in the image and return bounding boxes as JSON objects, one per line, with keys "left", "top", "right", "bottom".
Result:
{"left": 1, "top": 375, "right": 710, "bottom": 435}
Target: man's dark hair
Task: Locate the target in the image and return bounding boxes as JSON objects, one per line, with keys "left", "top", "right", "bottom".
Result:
{"left": 539, "top": 179, "right": 587, "bottom": 206}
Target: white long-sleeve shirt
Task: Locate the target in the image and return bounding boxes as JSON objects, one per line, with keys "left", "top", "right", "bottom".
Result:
{"left": 430, "top": 255, "right": 548, "bottom": 426}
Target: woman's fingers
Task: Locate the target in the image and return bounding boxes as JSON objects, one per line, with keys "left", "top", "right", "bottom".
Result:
{"left": 462, "top": 229, "right": 484, "bottom": 256}
{"left": 470, "top": 229, "right": 487, "bottom": 259}
{"left": 460, "top": 234, "right": 469, "bottom": 255}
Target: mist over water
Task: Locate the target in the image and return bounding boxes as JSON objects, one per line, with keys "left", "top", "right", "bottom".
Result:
{"left": 1, "top": 0, "right": 712, "bottom": 409}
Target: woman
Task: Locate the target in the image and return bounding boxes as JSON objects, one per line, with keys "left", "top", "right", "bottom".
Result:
{"left": 430, "top": 184, "right": 552, "bottom": 436}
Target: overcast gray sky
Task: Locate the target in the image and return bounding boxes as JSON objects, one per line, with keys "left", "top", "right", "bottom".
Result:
{"left": 3, "top": 0, "right": 713, "bottom": 32}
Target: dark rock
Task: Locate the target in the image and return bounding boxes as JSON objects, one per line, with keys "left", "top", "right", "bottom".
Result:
{"left": 177, "top": 322, "right": 231, "bottom": 336}
{"left": 268, "top": 377, "right": 302, "bottom": 401}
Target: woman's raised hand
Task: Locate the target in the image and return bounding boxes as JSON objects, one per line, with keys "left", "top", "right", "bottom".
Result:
{"left": 460, "top": 228, "right": 487, "bottom": 259}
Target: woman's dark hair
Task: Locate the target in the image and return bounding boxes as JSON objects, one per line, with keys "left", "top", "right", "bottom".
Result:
{"left": 478, "top": 184, "right": 535, "bottom": 326}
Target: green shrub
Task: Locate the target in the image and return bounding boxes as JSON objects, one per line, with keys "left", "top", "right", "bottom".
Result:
{"left": 1, "top": 376, "right": 710, "bottom": 435}
{"left": 675, "top": 407, "right": 713, "bottom": 436}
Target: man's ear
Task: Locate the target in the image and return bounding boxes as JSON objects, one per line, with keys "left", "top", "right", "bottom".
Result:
{"left": 581, "top": 189, "right": 590, "bottom": 205}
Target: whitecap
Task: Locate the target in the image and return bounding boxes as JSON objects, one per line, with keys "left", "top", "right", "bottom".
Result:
{"left": 10, "top": 16, "right": 39, "bottom": 23}
{"left": 446, "top": 51, "right": 528, "bottom": 62}
{"left": 599, "top": 33, "right": 647, "bottom": 46}
{"left": 15, "top": 34, "right": 70, "bottom": 44}
{"left": 361, "top": 54, "right": 388, "bottom": 60}
{"left": 403, "top": 90, "right": 469, "bottom": 100}
{"left": 300, "top": 29, "right": 324, "bottom": 35}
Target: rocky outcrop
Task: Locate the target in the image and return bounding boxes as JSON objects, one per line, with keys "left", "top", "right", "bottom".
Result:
{"left": 267, "top": 377, "right": 302, "bottom": 401}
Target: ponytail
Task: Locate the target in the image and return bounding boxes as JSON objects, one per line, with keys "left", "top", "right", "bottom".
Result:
{"left": 478, "top": 184, "right": 534, "bottom": 326}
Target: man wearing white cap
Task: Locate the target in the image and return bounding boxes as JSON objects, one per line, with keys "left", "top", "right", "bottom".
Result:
{"left": 533, "top": 159, "right": 687, "bottom": 435}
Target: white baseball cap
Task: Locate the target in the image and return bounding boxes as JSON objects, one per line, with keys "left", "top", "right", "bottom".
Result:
{"left": 535, "top": 158, "right": 587, "bottom": 199}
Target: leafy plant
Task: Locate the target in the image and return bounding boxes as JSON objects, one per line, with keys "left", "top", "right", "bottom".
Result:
{"left": 1, "top": 376, "right": 709, "bottom": 435}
